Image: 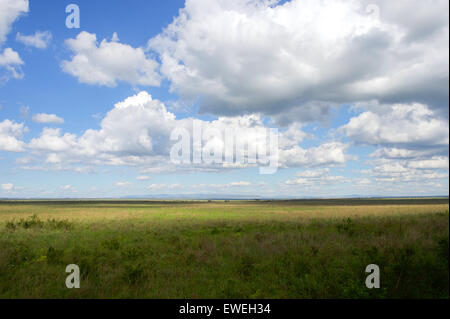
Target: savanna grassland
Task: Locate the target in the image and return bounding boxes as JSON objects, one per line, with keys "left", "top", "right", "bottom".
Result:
{"left": 0, "top": 199, "right": 448, "bottom": 299}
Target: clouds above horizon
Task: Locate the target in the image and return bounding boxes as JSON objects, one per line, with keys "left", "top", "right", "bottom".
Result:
{"left": 0, "top": 0, "right": 448, "bottom": 197}
{"left": 0, "top": 47, "right": 23, "bottom": 79}
{"left": 147, "top": 0, "right": 449, "bottom": 121}
{"left": 44, "top": 0, "right": 449, "bottom": 123}
{"left": 0, "top": 0, "right": 28, "bottom": 82}
{"left": 0, "top": 87, "right": 447, "bottom": 190}
{"left": 0, "top": 0, "right": 28, "bottom": 44}
{"left": 0, "top": 119, "right": 27, "bottom": 152}
{"left": 61, "top": 32, "right": 161, "bottom": 87}
{"left": 32, "top": 113, "right": 64, "bottom": 124}
{"left": 22, "top": 91, "right": 348, "bottom": 172}
{"left": 285, "top": 168, "right": 347, "bottom": 186}
{"left": 341, "top": 102, "right": 449, "bottom": 149}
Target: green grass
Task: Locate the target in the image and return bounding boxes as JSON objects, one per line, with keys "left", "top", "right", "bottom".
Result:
{"left": 0, "top": 200, "right": 448, "bottom": 298}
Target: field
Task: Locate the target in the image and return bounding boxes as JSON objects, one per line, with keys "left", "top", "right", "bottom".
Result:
{"left": 0, "top": 199, "right": 448, "bottom": 298}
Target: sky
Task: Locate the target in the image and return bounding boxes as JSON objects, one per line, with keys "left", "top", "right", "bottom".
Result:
{"left": 0, "top": 0, "right": 448, "bottom": 198}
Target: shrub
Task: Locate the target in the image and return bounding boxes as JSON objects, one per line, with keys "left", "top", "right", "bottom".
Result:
{"left": 17, "top": 215, "right": 44, "bottom": 229}
{"left": 4, "top": 215, "right": 73, "bottom": 231}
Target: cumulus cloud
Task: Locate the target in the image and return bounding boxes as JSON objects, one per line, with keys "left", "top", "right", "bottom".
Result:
{"left": 25, "top": 91, "right": 347, "bottom": 172}
{"left": 369, "top": 147, "right": 442, "bottom": 160}
{"left": 279, "top": 142, "right": 349, "bottom": 168}
{"left": 407, "top": 157, "right": 449, "bottom": 170}
{"left": 340, "top": 101, "right": 449, "bottom": 187}
{"left": 354, "top": 178, "right": 371, "bottom": 186}
{"left": 0, "top": 47, "right": 24, "bottom": 79}
{"left": 364, "top": 138, "right": 449, "bottom": 184}
{"left": 29, "top": 127, "right": 77, "bottom": 152}
{"left": 32, "top": 113, "right": 64, "bottom": 124}
{"left": 147, "top": 183, "right": 183, "bottom": 191}
{"left": 0, "top": 0, "right": 28, "bottom": 82}
{"left": 0, "top": 119, "right": 27, "bottom": 152}
{"left": 348, "top": 98, "right": 450, "bottom": 186}
{"left": 285, "top": 168, "right": 347, "bottom": 185}
{"left": 61, "top": 31, "right": 160, "bottom": 87}
{"left": 227, "top": 181, "right": 251, "bottom": 187}
{"left": 45, "top": 153, "right": 62, "bottom": 164}
{"left": 340, "top": 102, "right": 449, "bottom": 148}
{"left": 0, "top": 47, "right": 22, "bottom": 65}
{"left": 363, "top": 157, "right": 449, "bottom": 183}
{"left": 116, "top": 181, "right": 131, "bottom": 187}
{"left": 147, "top": 184, "right": 166, "bottom": 190}
{"left": 147, "top": 0, "right": 449, "bottom": 121}
{"left": 1, "top": 183, "right": 14, "bottom": 191}
{"left": 0, "top": 0, "right": 28, "bottom": 44}
{"left": 16, "top": 30, "right": 52, "bottom": 49}
{"left": 208, "top": 181, "right": 252, "bottom": 189}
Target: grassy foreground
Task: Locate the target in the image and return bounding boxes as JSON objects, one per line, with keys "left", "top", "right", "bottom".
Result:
{"left": 0, "top": 199, "right": 448, "bottom": 298}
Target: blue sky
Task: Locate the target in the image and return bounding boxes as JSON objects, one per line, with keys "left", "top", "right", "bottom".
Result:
{"left": 0, "top": 0, "right": 448, "bottom": 198}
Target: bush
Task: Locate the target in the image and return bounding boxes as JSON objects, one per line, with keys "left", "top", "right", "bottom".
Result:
{"left": 4, "top": 215, "right": 72, "bottom": 231}
{"left": 17, "top": 215, "right": 44, "bottom": 229}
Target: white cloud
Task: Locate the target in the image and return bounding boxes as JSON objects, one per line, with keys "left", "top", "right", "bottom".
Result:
{"left": 0, "top": 119, "right": 26, "bottom": 152}
{"left": 285, "top": 168, "right": 347, "bottom": 185}
{"left": 61, "top": 31, "right": 161, "bottom": 87}
{"left": 364, "top": 157, "right": 448, "bottom": 183}
{"left": 369, "top": 148, "right": 440, "bottom": 160}
{"left": 29, "top": 127, "right": 77, "bottom": 152}
{"left": 16, "top": 30, "right": 51, "bottom": 49}
{"left": 364, "top": 141, "right": 449, "bottom": 184}
{"left": 279, "top": 142, "right": 348, "bottom": 168}
{"left": 0, "top": 0, "right": 28, "bottom": 82}
{"left": 147, "top": 184, "right": 167, "bottom": 190}
{"left": 116, "top": 181, "right": 131, "bottom": 187}
{"left": 136, "top": 175, "right": 150, "bottom": 180}
{"left": 26, "top": 91, "right": 347, "bottom": 172}
{"left": 354, "top": 178, "right": 371, "bottom": 186}
{"left": 32, "top": 113, "right": 64, "bottom": 124}
{"left": 146, "top": 183, "right": 182, "bottom": 191}
{"left": 0, "top": 0, "right": 28, "bottom": 44}
{"left": 407, "top": 157, "right": 449, "bottom": 170}
{"left": 341, "top": 102, "right": 449, "bottom": 148}
{"left": 0, "top": 47, "right": 24, "bottom": 79}
{"left": 0, "top": 47, "right": 22, "bottom": 65}
{"left": 228, "top": 181, "right": 251, "bottom": 187}
{"left": 209, "top": 181, "right": 252, "bottom": 188}
{"left": 1, "top": 183, "right": 14, "bottom": 191}
{"left": 45, "top": 153, "right": 62, "bottom": 164}
{"left": 148, "top": 0, "right": 449, "bottom": 120}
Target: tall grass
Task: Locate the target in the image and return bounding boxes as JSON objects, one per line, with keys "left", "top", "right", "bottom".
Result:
{"left": 0, "top": 201, "right": 448, "bottom": 298}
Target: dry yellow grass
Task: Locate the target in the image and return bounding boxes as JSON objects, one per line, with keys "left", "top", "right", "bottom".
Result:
{"left": 0, "top": 201, "right": 447, "bottom": 227}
